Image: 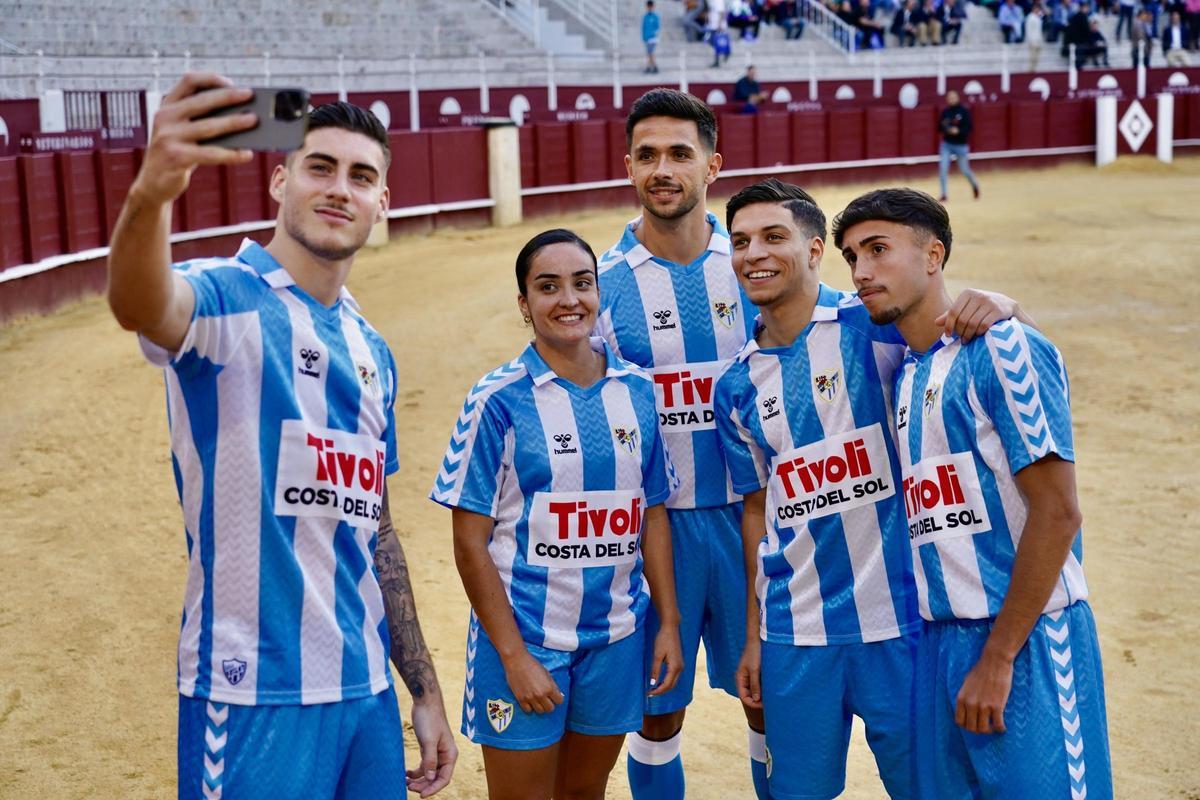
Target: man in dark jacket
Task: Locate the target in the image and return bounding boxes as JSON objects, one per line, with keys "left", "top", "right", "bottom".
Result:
{"left": 938, "top": 90, "right": 980, "bottom": 202}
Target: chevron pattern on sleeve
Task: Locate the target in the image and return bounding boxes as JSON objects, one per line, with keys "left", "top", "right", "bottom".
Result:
{"left": 1045, "top": 610, "right": 1089, "bottom": 800}
{"left": 988, "top": 321, "right": 1053, "bottom": 460}
{"left": 431, "top": 360, "right": 524, "bottom": 505}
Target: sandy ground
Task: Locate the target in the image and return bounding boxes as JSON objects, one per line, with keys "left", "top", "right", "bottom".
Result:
{"left": 2, "top": 157, "right": 1199, "bottom": 799}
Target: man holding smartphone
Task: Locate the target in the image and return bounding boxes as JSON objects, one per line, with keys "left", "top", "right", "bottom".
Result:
{"left": 106, "top": 73, "right": 457, "bottom": 799}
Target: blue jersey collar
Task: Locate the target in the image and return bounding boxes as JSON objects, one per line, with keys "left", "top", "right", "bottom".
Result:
{"left": 236, "top": 238, "right": 360, "bottom": 311}
{"left": 616, "top": 212, "right": 731, "bottom": 269}
{"left": 521, "top": 337, "right": 631, "bottom": 387}
{"left": 736, "top": 283, "right": 843, "bottom": 363}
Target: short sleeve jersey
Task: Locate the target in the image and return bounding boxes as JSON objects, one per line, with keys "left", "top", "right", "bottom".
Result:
{"left": 430, "top": 339, "right": 673, "bottom": 652}
{"left": 713, "top": 284, "right": 921, "bottom": 646}
{"left": 894, "top": 320, "right": 1089, "bottom": 622}
{"left": 140, "top": 240, "right": 399, "bottom": 706}
{"left": 595, "top": 213, "right": 757, "bottom": 510}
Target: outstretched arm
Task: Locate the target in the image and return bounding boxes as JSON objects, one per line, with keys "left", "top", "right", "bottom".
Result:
{"left": 375, "top": 485, "right": 457, "bottom": 797}
{"left": 106, "top": 72, "right": 256, "bottom": 349}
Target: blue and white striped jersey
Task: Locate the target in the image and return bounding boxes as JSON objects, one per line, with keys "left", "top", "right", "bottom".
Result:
{"left": 894, "top": 320, "right": 1089, "bottom": 622}
{"left": 714, "top": 284, "right": 922, "bottom": 646}
{"left": 595, "top": 213, "right": 757, "bottom": 509}
{"left": 430, "top": 339, "right": 673, "bottom": 652}
{"left": 140, "top": 241, "right": 399, "bottom": 706}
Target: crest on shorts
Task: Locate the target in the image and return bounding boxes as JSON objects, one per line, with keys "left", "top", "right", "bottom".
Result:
{"left": 487, "top": 698, "right": 514, "bottom": 733}
{"left": 765, "top": 745, "right": 773, "bottom": 778}
{"left": 713, "top": 300, "right": 738, "bottom": 328}
{"left": 613, "top": 426, "right": 638, "bottom": 455}
{"left": 924, "top": 384, "right": 940, "bottom": 417}
{"left": 357, "top": 363, "right": 381, "bottom": 397}
{"left": 814, "top": 369, "right": 840, "bottom": 403}
{"left": 222, "top": 658, "right": 246, "bottom": 686}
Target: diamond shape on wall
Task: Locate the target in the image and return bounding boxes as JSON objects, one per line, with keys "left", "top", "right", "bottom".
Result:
{"left": 1118, "top": 100, "right": 1153, "bottom": 153}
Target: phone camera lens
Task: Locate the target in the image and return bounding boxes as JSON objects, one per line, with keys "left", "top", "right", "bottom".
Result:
{"left": 274, "top": 90, "right": 308, "bottom": 121}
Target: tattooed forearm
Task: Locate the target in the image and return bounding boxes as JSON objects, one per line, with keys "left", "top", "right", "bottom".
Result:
{"left": 374, "top": 486, "right": 439, "bottom": 700}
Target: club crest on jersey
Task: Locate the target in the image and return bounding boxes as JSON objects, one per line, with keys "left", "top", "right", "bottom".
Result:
{"left": 651, "top": 309, "right": 677, "bottom": 331}
{"left": 613, "top": 427, "right": 638, "bottom": 454}
{"left": 814, "top": 369, "right": 840, "bottom": 403}
{"left": 487, "top": 698, "right": 514, "bottom": 733}
{"left": 712, "top": 300, "right": 738, "bottom": 328}
{"left": 761, "top": 395, "right": 781, "bottom": 420}
{"left": 298, "top": 347, "right": 321, "bottom": 378}
{"left": 356, "top": 363, "right": 381, "bottom": 397}
{"left": 222, "top": 658, "right": 247, "bottom": 686}
{"left": 924, "top": 384, "right": 940, "bottom": 417}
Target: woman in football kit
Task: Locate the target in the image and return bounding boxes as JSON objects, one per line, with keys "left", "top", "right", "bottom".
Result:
{"left": 431, "top": 229, "right": 683, "bottom": 799}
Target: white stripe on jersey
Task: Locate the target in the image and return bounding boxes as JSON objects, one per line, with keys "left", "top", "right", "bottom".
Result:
{"left": 169, "top": 372, "right": 207, "bottom": 696}
{"left": 601, "top": 379, "right": 645, "bottom": 636}
{"left": 915, "top": 343, "right": 990, "bottom": 621}
{"left": 533, "top": 382, "right": 585, "bottom": 652}
{"left": 894, "top": 366, "right": 933, "bottom": 622}
{"left": 805, "top": 324, "right": 900, "bottom": 640}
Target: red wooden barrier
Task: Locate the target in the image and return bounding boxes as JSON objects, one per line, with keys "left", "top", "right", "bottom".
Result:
{"left": 718, "top": 114, "right": 756, "bottom": 170}
{"left": 180, "top": 166, "right": 226, "bottom": 232}
{"left": 389, "top": 132, "right": 434, "bottom": 208}
{"left": 1008, "top": 101, "right": 1047, "bottom": 150}
{"left": 572, "top": 121, "right": 610, "bottom": 183}
{"left": 57, "top": 151, "right": 103, "bottom": 253}
{"left": 607, "top": 120, "right": 628, "bottom": 181}
{"left": 21, "top": 155, "right": 64, "bottom": 262}
{"left": 534, "top": 123, "right": 573, "bottom": 187}
{"left": 828, "top": 109, "right": 865, "bottom": 162}
{"left": 1046, "top": 100, "right": 1091, "bottom": 147}
{"left": 430, "top": 128, "right": 488, "bottom": 202}
{"left": 518, "top": 127, "right": 538, "bottom": 190}
{"left": 791, "top": 111, "right": 828, "bottom": 164}
{"left": 96, "top": 149, "right": 140, "bottom": 243}
{"left": 0, "top": 158, "right": 27, "bottom": 268}
{"left": 971, "top": 102, "right": 1009, "bottom": 152}
{"left": 864, "top": 107, "right": 900, "bottom": 160}
{"left": 223, "top": 157, "right": 270, "bottom": 224}
{"left": 901, "top": 107, "right": 937, "bottom": 156}
{"left": 755, "top": 112, "right": 791, "bottom": 167}
{"left": 1185, "top": 94, "right": 1200, "bottom": 138}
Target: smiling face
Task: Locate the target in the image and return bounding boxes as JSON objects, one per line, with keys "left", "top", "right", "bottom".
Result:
{"left": 271, "top": 126, "right": 389, "bottom": 262}
{"left": 625, "top": 116, "right": 722, "bottom": 223}
{"left": 729, "top": 202, "right": 823, "bottom": 311}
{"left": 840, "top": 219, "right": 943, "bottom": 326}
{"left": 517, "top": 242, "right": 600, "bottom": 351}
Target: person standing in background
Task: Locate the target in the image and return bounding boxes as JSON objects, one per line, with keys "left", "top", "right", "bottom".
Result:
{"left": 1025, "top": 3, "right": 1046, "bottom": 69}
{"left": 643, "top": 0, "right": 662, "bottom": 73}
{"left": 938, "top": 90, "right": 980, "bottom": 203}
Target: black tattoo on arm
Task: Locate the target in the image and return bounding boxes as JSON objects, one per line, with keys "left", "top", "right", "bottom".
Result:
{"left": 374, "top": 485, "right": 439, "bottom": 700}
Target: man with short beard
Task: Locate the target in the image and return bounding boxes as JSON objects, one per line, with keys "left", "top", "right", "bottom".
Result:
{"left": 106, "top": 74, "right": 456, "bottom": 799}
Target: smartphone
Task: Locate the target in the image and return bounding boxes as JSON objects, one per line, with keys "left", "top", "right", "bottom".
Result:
{"left": 198, "top": 87, "right": 310, "bottom": 152}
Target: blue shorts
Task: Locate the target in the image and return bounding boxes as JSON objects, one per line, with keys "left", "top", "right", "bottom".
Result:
{"left": 462, "top": 615, "right": 645, "bottom": 750}
{"left": 915, "top": 601, "right": 1112, "bottom": 800}
{"left": 178, "top": 686, "right": 405, "bottom": 800}
{"left": 644, "top": 504, "right": 746, "bottom": 715}
{"left": 760, "top": 632, "right": 919, "bottom": 800}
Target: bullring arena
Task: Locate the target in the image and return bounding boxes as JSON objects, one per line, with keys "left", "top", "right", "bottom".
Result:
{"left": 2, "top": 155, "right": 1198, "bottom": 798}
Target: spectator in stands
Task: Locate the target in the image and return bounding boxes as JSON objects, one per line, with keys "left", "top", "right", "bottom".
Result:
{"left": 1188, "top": 0, "right": 1200, "bottom": 49}
{"left": 855, "top": 0, "right": 890, "bottom": 46}
{"left": 1114, "top": 0, "right": 1136, "bottom": 40}
{"left": 1025, "top": 3, "right": 1047, "bottom": 67}
{"left": 643, "top": 1, "right": 661, "bottom": 74}
{"left": 941, "top": 0, "right": 969, "bottom": 42}
{"left": 728, "top": 0, "right": 763, "bottom": 39}
{"left": 998, "top": 0, "right": 1026, "bottom": 41}
{"left": 1162, "top": 11, "right": 1193, "bottom": 62}
{"left": 682, "top": 0, "right": 709, "bottom": 41}
{"left": 916, "top": 0, "right": 944, "bottom": 43}
{"left": 734, "top": 65, "right": 768, "bottom": 111}
{"left": 1079, "top": 17, "right": 1111, "bottom": 64}
{"left": 777, "top": 0, "right": 807, "bottom": 37}
{"left": 708, "top": 0, "right": 730, "bottom": 33}
{"left": 1044, "top": 0, "right": 1069, "bottom": 42}
{"left": 1131, "top": 7, "right": 1154, "bottom": 64}
{"left": 1145, "top": 0, "right": 1162, "bottom": 36}
{"left": 1063, "top": 1, "right": 1093, "bottom": 56}
{"left": 938, "top": 90, "right": 981, "bottom": 201}
{"left": 892, "top": 0, "right": 921, "bottom": 45}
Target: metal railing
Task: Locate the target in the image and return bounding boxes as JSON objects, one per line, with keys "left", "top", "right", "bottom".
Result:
{"left": 799, "top": 0, "right": 858, "bottom": 60}
{"left": 544, "top": 0, "right": 620, "bottom": 50}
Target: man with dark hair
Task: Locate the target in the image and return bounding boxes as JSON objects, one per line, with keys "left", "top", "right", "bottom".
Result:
{"left": 601, "top": 87, "right": 769, "bottom": 799}
{"left": 715, "top": 178, "right": 1023, "bottom": 800}
{"left": 938, "top": 90, "right": 980, "bottom": 203}
{"left": 106, "top": 73, "right": 456, "bottom": 799}
{"left": 733, "top": 65, "right": 767, "bottom": 113}
{"left": 835, "top": 187, "right": 1112, "bottom": 800}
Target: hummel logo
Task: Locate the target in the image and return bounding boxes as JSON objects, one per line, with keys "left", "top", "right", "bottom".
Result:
{"left": 298, "top": 348, "right": 321, "bottom": 378}
{"left": 552, "top": 433, "right": 578, "bottom": 455}
{"left": 762, "top": 396, "right": 781, "bottom": 420}
{"left": 652, "top": 309, "right": 677, "bottom": 331}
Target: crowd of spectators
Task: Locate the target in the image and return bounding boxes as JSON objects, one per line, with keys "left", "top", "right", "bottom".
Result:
{"left": 668, "top": 0, "right": 1197, "bottom": 64}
